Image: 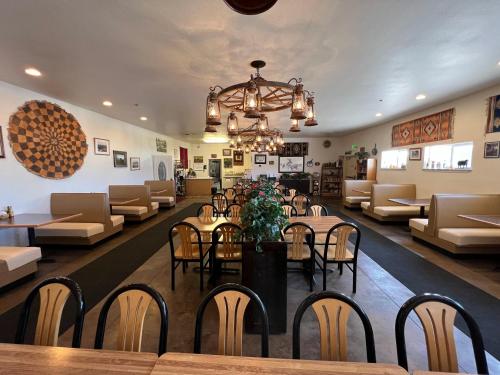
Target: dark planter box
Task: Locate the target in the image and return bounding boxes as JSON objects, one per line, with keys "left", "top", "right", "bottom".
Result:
{"left": 279, "top": 178, "right": 311, "bottom": 194}
{"left": 242, "top": 241, "right": 287, "bottom": 334}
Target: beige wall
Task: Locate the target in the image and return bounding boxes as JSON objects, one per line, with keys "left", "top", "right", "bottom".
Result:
{"left": 337, "top": 83, "right": 500, "bottom": 198}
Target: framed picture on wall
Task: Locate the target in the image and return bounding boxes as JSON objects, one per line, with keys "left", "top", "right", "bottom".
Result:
{"left": 224, "top": 158, "right": 232, "bottom": 168}
{"left": 279, "top": 156, "right": 304, "bottom": 172}
{"left": 409, "top": 148, "right": 421, "bottom": 160}
{"left": 233, "top": 150, "right": 244, "bottom": 166}
{"left": 94, "top": 138, "right": 110, "bottom": 155}
{"left": 113, "top": 150, "right": 128, "bottom": 167}
{"left": 156, "top": 138, "right": 167, "bottom": 153}
{"left": 130, "top": 157, "right": 140, "bottom": 170}
{"left": 254, "top": 154, "right": 267, "bottom": 164}
{"left": 223, "top": 149, "right": 231, "bottom": 156}
{"left": 0, "top": 126, "right": 5, "bottom": 158}
{"left": 484, "top": 141, "right": 500, "bottom": 158}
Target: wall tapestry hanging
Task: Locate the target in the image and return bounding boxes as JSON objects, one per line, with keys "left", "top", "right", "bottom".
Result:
{"left": 278, "top": 142, "right": 308, "bottom": 157}
{"left": 486, "top": 94, "right": 500, "bottom": 133}
{"left": 8, "top": 100, "right": 87, "bottom": 179}
{"left": 233, "top": 150, "right": 244, "bottom": 166}
{"left": 391, "top": 108, "right": 454, "bottom": 147}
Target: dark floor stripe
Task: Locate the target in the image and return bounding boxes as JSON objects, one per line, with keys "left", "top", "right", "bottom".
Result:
{"left": 326, "top": 205, "right": 500, "bottom": 360}
{"left": 0, "top": 203, "right": 200, "bottom": 344}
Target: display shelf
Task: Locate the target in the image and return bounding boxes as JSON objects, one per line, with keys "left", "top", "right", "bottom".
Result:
{"left": 321, "top": 161, "right": 343, "bottom": 197}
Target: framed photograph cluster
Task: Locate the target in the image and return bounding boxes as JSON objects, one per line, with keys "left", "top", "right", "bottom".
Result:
{"left": 94, "top": 138, "right": 110, "bottom": 155}
{"left": 113, "top": 150, "right": 128, "bottom": 167}
{"left": 254, "top": 154, "right": 267, "bottom": 164}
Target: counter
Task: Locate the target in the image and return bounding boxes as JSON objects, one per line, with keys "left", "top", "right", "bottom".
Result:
{"left": 185, "top": 178, "right": 213, "bottom": 196}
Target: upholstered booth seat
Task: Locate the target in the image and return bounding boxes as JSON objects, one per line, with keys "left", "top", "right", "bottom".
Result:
{"left": 112, "top": 205, "right": 148, "bottom": 215}
{"left": 0, "top": 247, "right": 41, "bottom": 287}
{"left": 110, "top": 215, "right": 125, "bottom": 227}
{"left": 151, "top": 196, "right": 175, "bottom": 204}
{"left": 151, "top": 202, "right": 160, "bottom": 210}
{"left": 409, "top": 218, "right": 428, "bottom": 232}
{"left": 345, "top": 196, "right": 371, "bottom": 203}
{"left": 36, "top": 222, "right": 105, "bottom": 237}
{"left": 374, "top": 206, "right": 421, "bottom": 217}
{"left": 438, "top": 228, "right": 500, "bottom": 246}
{"left": 360, "top": 201, "right": 370, "bottom": 210}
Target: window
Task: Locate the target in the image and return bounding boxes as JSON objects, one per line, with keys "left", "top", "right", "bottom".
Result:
{"left": 423, "top": 142, "right": 473, "bottom": 171}
{"left": 381, "top": 149, "right": 408, "bottom": 170}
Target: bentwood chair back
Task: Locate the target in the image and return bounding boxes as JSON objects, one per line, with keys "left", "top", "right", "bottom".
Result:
{"left": 169, "top": 221, "right": 209, "bottom": 291}
{"left": 293, "top": 291, "right": 376, "bottom": 362}
{"left": 212, "top": 193, "right": 228, "bottom": 213}
{"left": 318, "top": 222, "right": 361, "bottom": 292}
{"left": 224, "top": 203, "right": 242, "bottom": 218}
{"left": 15, "top": 276, "right": 85, "bottom": 348}
{"left": 292, "top": 194, "right": 311, "bottom": 216}
{"left": 194, "top": 283, "right": 269, "bottom": 357}
{"left": 281, "top": 203, "right": 297, "bottom": 218}
{"left": 307, "top": 204, "right": 328, "bottom": 216}
{"left": 233, "top": 184, "right": 244, "bottom": 194}
{"left": 273, "top": 181, "right": 280, "bottom": 188}
{"left": 395, "top": 293, "right": 488, "bottom": 374}
{"left": 276, "top": 184, "right": 286, "bottom": 194}
{"left": 197, "top": 203, "right": 219, "bottom": 218}
{"left": 282, "top": 222, "right": 315, "bottom": 291}
{"left": 225, "top": 188, "right": 236, "bottom": 202}
{"left": 288, "top": 188, "right": 297, "bottom": 198}
{"left": 275, "top": 194, "right": 286, "bottom": 204}
{"left": 94, "top": 284, "right": 168, "bottom": 355}
{"left": 211, "top": 222, "right": 243, "bottom": 261}
{"left": 234, "top": 193, "right": 246, "bottom": 205}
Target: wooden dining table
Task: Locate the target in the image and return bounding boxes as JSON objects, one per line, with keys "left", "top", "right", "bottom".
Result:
{"left": 150, "top": 352, "right": 408, "bottom": 375}
{"left": 288, "top": 215, "right": 344, "bottom": 233}
{"left": 0, "top": 343, "right": 158, "bottom": 375}
{"left": 458, "top": 214, "right": 500, "bottom": 227}
{"left": 0, "top": 213, "right": 83, "bottom": 246}
{"left": 388, "top": 198, "right": 431, "bottom": 218}
{"left": 182, "top": 216, "right": 240, "bottom": 233}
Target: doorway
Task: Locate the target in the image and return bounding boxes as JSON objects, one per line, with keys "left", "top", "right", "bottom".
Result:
{"left": 208, "top": 159, "right": 222, "bottom": 192}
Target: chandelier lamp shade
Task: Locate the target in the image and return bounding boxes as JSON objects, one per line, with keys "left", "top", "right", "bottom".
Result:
{"left": 204, "top": 60, "right": 318, "bottom": 152}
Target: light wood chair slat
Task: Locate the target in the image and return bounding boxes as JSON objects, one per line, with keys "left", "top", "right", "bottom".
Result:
{"left": 116, "top": 290, "right": 153, "bottom": 352}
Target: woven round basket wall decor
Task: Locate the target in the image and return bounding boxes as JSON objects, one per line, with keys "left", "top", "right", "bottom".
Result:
{"left": 8, "top": 100, "right": 88, "bottom": 179}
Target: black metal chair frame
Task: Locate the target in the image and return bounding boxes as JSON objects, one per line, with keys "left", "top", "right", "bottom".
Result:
{"left": 212, "top": 193, "right": 228, "bottom": 213}
{"left": 395, "top": 293, "right": 488, "bottom": 374}
{"left": 169, "top": 221, "right": 210, "bottom": 291}
{"left": 94, "top": 283, "right": 168, "bottom": 355}
{"left": 15, "top": 276, "right": 85, "bottom": 348}
{"left": 282, "top": 222, "right": 316, "bottom": 292}
{"left": 234, "top": 193, "right": 246, "bottom": 205}
{"left": 224, "top": 188, "right": 236, "bottom": 201}
{"left": 194, "top": 283, "right": 270, "bottom": 357}
{"left": 315, "top": 222, "right": 361, "bottom": 293}
{"left": 306, "top": 204, "right": 329, "bottom": 216}
{"left": 291, "top": 194, "right": 311, "bottom": 216}
{"left": 224, "top": 203, "right": 243, "bottom": 218}
{"left": 197, "top": 203, "right": 220, "bottom": 218}
{"left": 281, "top": 203, "right": 298, "bottom": 217}
{"left": 292, "top": 291, "right": 376, "bottom": 362}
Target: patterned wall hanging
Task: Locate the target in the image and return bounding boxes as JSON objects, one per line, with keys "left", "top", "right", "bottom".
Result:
{"left": 391, "top": 108, "right": 454, "bottom": 147}
{"left": 8, "top": 100, "right": 88, "bottom": 179}
{"left": 278, "top": 142, "right": 308, "bottom": 157}
{"left": 486, "top": 94, "right": 500, "bottom": 133}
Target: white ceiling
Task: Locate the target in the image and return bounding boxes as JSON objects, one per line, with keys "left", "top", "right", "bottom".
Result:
{"left": 0, "top": 0, "right": 499, "bottom": 140}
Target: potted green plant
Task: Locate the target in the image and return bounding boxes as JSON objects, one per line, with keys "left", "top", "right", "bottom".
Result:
{"left": 240, "top": 181, "right": 289, "bottom": 334}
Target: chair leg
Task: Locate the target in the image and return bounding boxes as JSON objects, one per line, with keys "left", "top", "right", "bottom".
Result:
{"left": 339, "top": 263, "right": 343, "bottom": 275}
{"left": 322, "top": 262, "right": 327, "bottom": 291}
{"left": 182, "top": 261, "right": 186, "bottom": 273}
{"left": 171, "top": 260, "right": 176, "bottom": 291}
{"left": 352, "top": 262, "right": 357, "bottom": 294}
{"left": 199, "top": 259, "right": 204, "bottom": 291}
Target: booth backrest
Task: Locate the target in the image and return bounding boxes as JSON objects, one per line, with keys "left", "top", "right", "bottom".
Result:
{"left": 343, "top": 180, "right": 376, "bottom": 198}
{"left": 426, "top": 194, "right": 500, "bottom": 236}
{"left": 370, "top": 184, "right": 416, "bottom": 210}
{"left": 109, "top": 185, "right": 151, "bottom": 207}
{"left": 145, "top": 180, "right": 175, "bottom": 196}
{"left": 50, "top": 193, "right": 111, "bottom": 226}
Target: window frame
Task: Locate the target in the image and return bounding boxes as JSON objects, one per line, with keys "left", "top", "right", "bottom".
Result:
{"left": 422, "top": 141, "right": 473, "bottom": 172}
{"left": 380, "top": 148, "right": 408, "bottom": 170}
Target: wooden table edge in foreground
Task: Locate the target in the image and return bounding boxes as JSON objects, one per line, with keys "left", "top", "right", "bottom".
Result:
{"left": 0, "top": 343, "right": 158, "bottom": 374}
{"left": 151, "top": 352, "right": 408, "bottom": 375}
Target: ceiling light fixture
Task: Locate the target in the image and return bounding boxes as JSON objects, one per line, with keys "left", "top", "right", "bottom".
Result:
{"left": 416, "top": 94, "right": 426, "bottom": 100}
{"left": 102, "top": 100, "right": 113, "bottom": 107}
{"left": 140, "top": 116, "right": 148, "bottom": 121}
{"left": 25, "top": 67, "right": 42, "bottom": 77}
{"left": 203, "top": 136, "right": 229, "bottom": 144}
{"left": 375, "top": 112, "right": 383, "bottom": 117}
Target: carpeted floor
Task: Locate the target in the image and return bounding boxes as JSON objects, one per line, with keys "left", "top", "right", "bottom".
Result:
{"left": 325, "top": 205, "right": 500, "bottom": 359}
{"left": 0, "top": 203, "right": 200, "bottom": 344}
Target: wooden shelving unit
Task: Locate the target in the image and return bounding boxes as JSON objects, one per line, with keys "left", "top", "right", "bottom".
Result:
{"left": 356, "top": 158, "right": 377, "bottom": 180}
{"left": 320, "top": 161, "right": 343, "bottom": 197}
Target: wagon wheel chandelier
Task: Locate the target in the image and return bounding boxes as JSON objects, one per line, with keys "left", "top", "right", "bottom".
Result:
{"left": 204, "top": 60, "right": 318, "bottom": 148}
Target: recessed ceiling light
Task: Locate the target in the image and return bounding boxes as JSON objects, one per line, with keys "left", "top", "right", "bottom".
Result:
{"left": 375, "top": 112, "right": 383, "bottom": 117}
{"left": 140, "top": 116, "right": 148, "bottom": 121}
{"left": 416, "top": 94, "right": 426, "bottom": 100}
{"left": 102, "top": 100, "right": 113, "bottom": 107}
{"left": 497, "top": 61, "right": 500, "bottom": 66}
{"left": 25, "top": 67, "right": 42, "bottom": 77}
